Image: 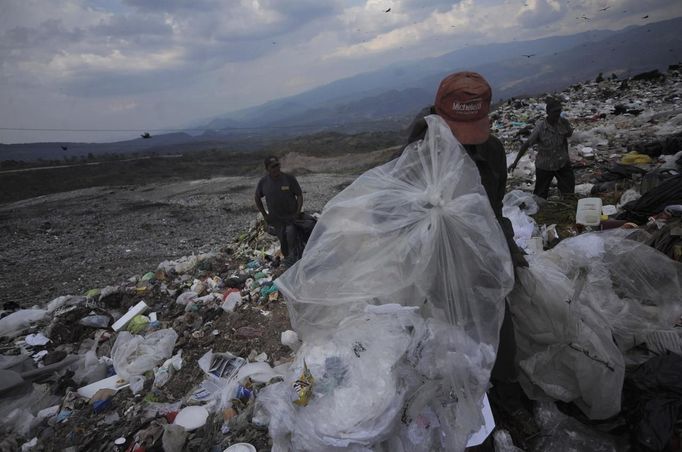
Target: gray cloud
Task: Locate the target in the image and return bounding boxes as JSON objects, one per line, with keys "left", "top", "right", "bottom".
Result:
{"left": 2, "top": 0, "right": 681, "bottom": 143}
{"left": 517, "top": 0, "right": 567, "bottom": 28}
{"left": 91, "top": 14, "right": 173, "bottom": 38}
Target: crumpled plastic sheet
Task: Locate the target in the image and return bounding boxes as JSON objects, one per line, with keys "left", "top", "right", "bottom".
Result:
{"left": 510, "top": 230, "right": 682, "bottom": 419}
{"left": 111, "top": 329, "right": 178, "bottom": 387}
{"left": 502, "top": 190, "right": 539, "bottom": 252}
{"left": 503, "top": 190, "right": 539, "bottom": 215}
{"left": 0, "top": 309, "right": 47, "bottom": 338}
{"left": 531, "top": 400, "right": 627, "bottom": 452}
{"left": 262, "top": 115, "right": 514, "bottom": 451}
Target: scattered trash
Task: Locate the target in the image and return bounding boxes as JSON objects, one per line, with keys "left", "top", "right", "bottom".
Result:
{"left": 0, "top": 309, "right": 47, "bottom": 338}
{"left": 280, "top": 330, "right": 300, "bottom": 351}
{"left": 3, "top": 65, "right": 682, "bottom": 451}
{"left": 576, "top": 197, "right": 603, "bottom": 226}
{"left": 223, "top": 443, "right": 257, "bottom": 452}
{"left": 24, "top": 332, "right": 50, "bottom": 346}
{"left": 174, "top": 405, "right": 209, "bottom": 431}
{"left": 111, "top": 300, "right": 148, "bottom": 332}
{"left": 111, "top": 328, "right": 178, "bottom": 387}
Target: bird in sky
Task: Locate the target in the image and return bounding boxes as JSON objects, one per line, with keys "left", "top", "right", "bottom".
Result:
{"left": 522, "top": 54, "right": 536, "bottom": 58}
{"left": 642, "top": 15, "right": 649, "bottom": 19}
{"left": 384, "top": 8, "right": 391, "bottom": 13}
{"left": 141, "top": 132, "right": 151, "bottom": 139}
{"left": 599, "top": 6, "right": 610, "bottom": 11}
{"left": 60, "top": 145, "right": 68, "bottom": 151}
{"left": 580, "top": 15, "right": 592, "bottom": 21}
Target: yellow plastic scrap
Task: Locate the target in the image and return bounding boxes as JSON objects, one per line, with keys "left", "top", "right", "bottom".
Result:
{"left": 292, "top": 360, "right": 314, "bottom": 407}
{"left": 85, "top": 288, "right": 101, "bottom": 299}
{"left": 620, "top": 152, "right": 652, "bottom": 165}
{"left": 127, "top": 315, "right": 150, "bottom": 334}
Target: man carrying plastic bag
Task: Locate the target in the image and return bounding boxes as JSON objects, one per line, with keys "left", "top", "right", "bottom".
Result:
{"left": 257, "top": 72, "right": 518, "bottom": 451}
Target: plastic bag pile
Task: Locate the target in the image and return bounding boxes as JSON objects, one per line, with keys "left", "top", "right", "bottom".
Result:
{"left": 257, "top": 116, "right": 514, "bottom": 451}
{"left": 511, "top": 230, "right": 682, "bottom": 419}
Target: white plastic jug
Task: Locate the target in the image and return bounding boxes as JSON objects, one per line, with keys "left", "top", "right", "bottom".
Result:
{"left": 576, "top": 197, "right": 603, "bottom": 226}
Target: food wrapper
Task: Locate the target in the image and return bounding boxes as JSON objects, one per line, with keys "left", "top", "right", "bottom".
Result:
{"left": 292, "top": 360, "right": 314, "bottom": 407}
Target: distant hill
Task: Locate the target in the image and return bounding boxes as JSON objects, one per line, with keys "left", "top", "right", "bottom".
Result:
{"left": 205, "top": 17, "right": 682, "bottom": 132}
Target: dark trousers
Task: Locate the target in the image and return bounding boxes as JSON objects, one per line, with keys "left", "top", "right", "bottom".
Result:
{"left": 534, "top": 163, "right": 575, "bottom": 198}
{"left": 491, "top": 300, "right": 517, "bottom": 384}
{"left": 274, "top": 223, "right": 298, "bottom": 259}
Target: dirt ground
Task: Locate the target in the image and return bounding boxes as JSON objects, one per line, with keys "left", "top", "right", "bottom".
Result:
{"left": 0, "top": 173, "right": 357, "bottom": 308}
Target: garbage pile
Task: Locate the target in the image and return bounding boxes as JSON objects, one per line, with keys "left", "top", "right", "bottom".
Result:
{"left": 0, "top": 222, "right": 297, "bottom": 451}
{"left": 1, "top": 65, "right": 682, "bottom": 452}
{"left": 500, "top": 65, "right": 682, "bottom": 262}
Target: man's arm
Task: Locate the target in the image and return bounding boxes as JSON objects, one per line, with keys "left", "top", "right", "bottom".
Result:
{"left": 254, "top": 193, "right": 269, "bottom": 222}
{"left": 291, "top": 176, "right": 303, "bottom": 215}
{"left": 254, "top": 180, "right": 269, "bottom": 222}
{"left": 508, "top": 125, "right": 539, "bottom": 172}
{"left": 295, "top": 193, "right": 303, "bottom": 216}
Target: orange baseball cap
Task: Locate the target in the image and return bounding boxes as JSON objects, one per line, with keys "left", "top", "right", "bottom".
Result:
{"left": 434, "top": 71, "right": 492, "bottom": 144}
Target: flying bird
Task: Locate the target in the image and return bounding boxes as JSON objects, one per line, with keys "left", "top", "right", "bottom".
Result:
{"left": 599, "top": 6, "right": 610, "bottom": 11}
{"left": 141, "top": 132, "right": 151, "bottom": 139}
{"left": 384, "top": 8, "right": 391, "bottom": 13}
{"left": 522, "top": 54, "right": 536, "bottom": 58}
{"left": 580, "top": 15, "right": 592, "bottom": 21}
{"left": 642, "top": 15, "right": 649, "bottom": 19}
{"left": 60, "top": 145, "right": 68, "bottom": 151}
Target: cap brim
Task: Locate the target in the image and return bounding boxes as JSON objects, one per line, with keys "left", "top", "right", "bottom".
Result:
{"left": 441, "top": 116, "right": 490, "bottom": 145}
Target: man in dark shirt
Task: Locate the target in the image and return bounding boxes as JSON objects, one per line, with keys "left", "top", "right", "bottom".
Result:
{"left": 255, "top": 156, "right": 304, "bottom": 266}
{"left": 403, "top": 71, "right": 537, "bottom": 442}
{"left": 508, "top": 97, "right": 575, "bottom": 198}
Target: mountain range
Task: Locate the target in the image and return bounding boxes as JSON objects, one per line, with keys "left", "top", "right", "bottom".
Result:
{"left": 2, "top": 17, "right": 681, "bottom": 162}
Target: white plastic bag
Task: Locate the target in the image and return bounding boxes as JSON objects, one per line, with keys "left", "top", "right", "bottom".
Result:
{"left": 111, "top": 328, "right": 178, "bottom": 383}
{"left": 0, "top": 310, "right": 47, "bottom": 338}
{"left": 510, "top": 230, "right": 682, "bottom": 419}
{"left": 266, "top": 116, "right": 514, "bottom": 451}
{"left": 277, "top": 115, "right": 513, "bottom": 343}
{"left": 503, "top": 190, "right": 538, "bottom": 215}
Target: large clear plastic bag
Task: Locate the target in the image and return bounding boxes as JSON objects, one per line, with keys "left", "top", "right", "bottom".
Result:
{"left": 264, "top": 116, "right": 514, "bottom": 451}
{"left": 277, "top": 115, "right": 513, "bottom": 343}
{"left": 510, "top": 230, "right": 682, "bottom": 419}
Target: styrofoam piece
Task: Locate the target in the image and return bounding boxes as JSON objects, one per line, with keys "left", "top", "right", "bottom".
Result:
{"left": 602, "top": 205, "right": 617, "bottom": 216}
{"left": 25, "top": 333, "right": 50, "bottom": 346}
{"left": 111, "top": 301, "right": 148, "bottom": 331}
{"left": 77, "top": 374, "right": 129, "bottom": 399}
{"left": 149, "top": 312, "right": 158, "bottom": 322}
{"left": 224, "top": 443, "right": 256, "bottom": 452}
{"left": 36, "top": 405, "right": 60, "bottom": 419}
{"left": 174, "top": 405, "right": 209, "bottom": 431}
{"left": 466, "top": 395, "right": 495, "bottom": 447}
{"left": 579, "top": 146, "right": 594, "bottom": 157}
{"left": 576, "top": 198, "right": 603, "bottom": 226}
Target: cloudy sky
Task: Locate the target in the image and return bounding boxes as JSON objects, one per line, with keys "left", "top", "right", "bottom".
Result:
{"left": 1, "top": 0, "right": 680, "bottom": 143}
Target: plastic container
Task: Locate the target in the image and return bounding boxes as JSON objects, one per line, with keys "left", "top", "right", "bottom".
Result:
{"left": 575, "top": 198, "right": 603, "bottom": 226}
{"left": 224, "top": 444, "right": 256, "bottom": 452}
